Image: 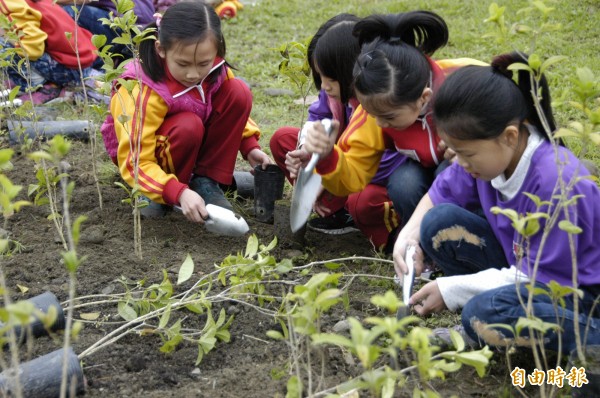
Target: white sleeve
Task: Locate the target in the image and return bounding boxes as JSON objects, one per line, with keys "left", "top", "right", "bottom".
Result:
{"left": 436, "top": 266, "right": 529, "bottom": 311}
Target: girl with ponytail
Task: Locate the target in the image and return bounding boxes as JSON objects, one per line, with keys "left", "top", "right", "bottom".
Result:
{"left": 393, "top": 52, "right": 600, "bottom": 353}
{"left": 303, "top": 10, "right": 485, "bottom": 251}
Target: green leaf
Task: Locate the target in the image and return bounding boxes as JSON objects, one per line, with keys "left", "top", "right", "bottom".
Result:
{"left": 370, "top": 290, "right": 401, "bottom": 313}
{"left": 442, "top": 347, "right": 493, "bottom": 377}
{"left": 449, "top": 328, "right": 466, "bottom": 352}
{"left": 558, "top": 220, "right": 582, "bottom": 234}
{"left": 72, "top": 215, "right": 87, "bottom": 245}
{"left": 177, "top": 254, "right": 194, "bottom": 285}
{"left": 324, "top": 262, "right": 342, "bottom": 270}
{"left": 311, "top": 333, "right": 353, "bottom": 348}
{"left": 0, "top": 149, "right": 14, "bottom": 165}
{"left": 158, "top": 304, "right": 171, "bottom": 329}
{"left": 245, "top": 234, "right": 259, "bottom": 258}
{"left": 160, "top": 334, "right": 183, "bottom": 353}
{"left": 28, "top": 151, "right": 54, "bottom": 162}
{"left": 266, "top": 330, "right": 285, "bottom": 340}
{"left": 285, "top": 376, "right": 303, "bottom": 398}
{"left": 117, "top": 301, "right": 138, "bottom": 321}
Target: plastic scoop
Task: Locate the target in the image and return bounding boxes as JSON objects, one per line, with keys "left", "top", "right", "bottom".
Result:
{"left": 174, "top": 204, "right": 249, "bottom": 237}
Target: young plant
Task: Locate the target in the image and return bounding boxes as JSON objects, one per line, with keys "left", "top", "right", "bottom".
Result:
{"left": 276, "top": 37, "right": 313, "bottom": 127}
{"left": 92, "top": 0, "right": 158, "bottom": 259}
{"left": 269, "top": 274, "right": 493, "bottom": 397}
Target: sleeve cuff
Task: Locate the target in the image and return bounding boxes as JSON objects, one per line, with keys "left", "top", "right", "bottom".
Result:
{"left": 163, "top": 179, "right": 188, "bottom": 206}
{"left": 316, "top": 147, "right": 339, "bottom": 175}
{"left": 240, "top": 135, "right": 261, "bottom": 160}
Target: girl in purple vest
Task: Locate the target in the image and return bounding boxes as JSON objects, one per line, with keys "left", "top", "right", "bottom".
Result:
{"left": 101, "top": 2, "right": 271, "bottom": 222}
{"left": 394, "top": 52, "right": 600, "bottom": 353}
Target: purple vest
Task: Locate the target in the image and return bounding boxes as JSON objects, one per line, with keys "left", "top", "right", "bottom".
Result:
{"left": 101, "top": 60, "right": 227, "bottom": 161}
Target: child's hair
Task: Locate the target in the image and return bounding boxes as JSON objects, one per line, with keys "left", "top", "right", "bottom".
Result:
{"left": 352, "top": 10, "right": 448, "bottom": 108}
{"left": 433, "top": 52, "right": 556, "bottom": 141}
{"left": 139, "top": 2, "right": 225, "bottom": 82}
{"left": 308, "top": 13, "right": 361, "bottom": 104}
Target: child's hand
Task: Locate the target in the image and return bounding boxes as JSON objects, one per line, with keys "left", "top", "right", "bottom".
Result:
{"left": 285, "top": 149, "right": 311, "bottom": 179}
{"left": 178, "top": 188, "right": 209, "bottom": 223}
{"left": 304, "top": 120, "right": 339, "bottom": 158}
{"left": 247, "top": 149, "right": 273, "bottom": 173}
{"left": 409, "top": 281, "right": 447, "bottom": 316}
{"left": 393, "top": 238, "right": 425, "bottom": 278}
{"left": 312, "top": 187, "right": 330, "bottom": 216}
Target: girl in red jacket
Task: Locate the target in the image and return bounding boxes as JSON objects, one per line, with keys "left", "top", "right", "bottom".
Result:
{"left": 101, "top": 2, "right": 271, "bottom": 223}
{"left": 305, "top": 11, "right": 479, "bottom": 250}
{"left": 0, "top": 0, "right": 98, "bottom": 103}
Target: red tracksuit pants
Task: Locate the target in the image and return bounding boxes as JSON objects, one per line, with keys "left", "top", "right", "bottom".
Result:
{"left": 270, "top": 126, "right": 400, "bottom": 248}
{"left": 154, "top": 78, "right": 252, "bottom": 186}
{"left": 270, "top": 126, "right": 347, "bottom": 215}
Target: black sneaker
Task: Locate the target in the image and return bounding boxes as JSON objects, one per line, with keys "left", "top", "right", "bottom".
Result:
{"left": 138, "top": 196, "right": 170, "bottom": 218}
{"left": 307, "top": 209, "right": 358, "bottom": 235}
{"left": 188, "top": 175, "right": 233, "bottom": 211}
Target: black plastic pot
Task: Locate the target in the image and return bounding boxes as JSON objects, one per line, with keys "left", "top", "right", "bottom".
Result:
{"left": 568, "top": 345, "right": 600, "bottom": 397}
{"left": 0, "top": 347, "right": 84, "bottom": 397}
{"left": 253, "top": 165, "right": 285, "bottom": 223}
{"left": 2, "top": 291, "right": 65, "bottom": 348}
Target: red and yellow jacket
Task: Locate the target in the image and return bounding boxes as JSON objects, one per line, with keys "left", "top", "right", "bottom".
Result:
{"left": 0, "top": 0, "right": 96, "bottom": 68}
{"left": 316, "top": 57, "right": 487, "bottom": 196}
{"left": 103, "top": 58, "right": 261, "bottom": 205}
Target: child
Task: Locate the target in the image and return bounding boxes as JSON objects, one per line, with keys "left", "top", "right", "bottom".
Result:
{"left": 100, "top": 2, "right": 271, "bottom": 223}
{"left": 0, "top": 0, "right": 98, "bottom": 104}
{"left": 269, "top": 13, "right": 405, "bottom": 236}
{"left": 304, "top": 11, "right": 482, "bottom": 250}
{"left": 58, "top": 0, "right": 155, "bottom": 66}
{"left": 393, "top": 52, "right": 600, "bottom": 353}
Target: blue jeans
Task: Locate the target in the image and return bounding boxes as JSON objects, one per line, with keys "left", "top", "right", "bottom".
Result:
{"left": 387, "top": 159, "right": 446, "bottom": 228}
{"left": 0, "top": 40, "right": 92, "bottom": 91}
{"left": 63, "top": 5, "right": 132, "bottom": 65}
{"left": 419, "top": 203, "right": 508, "bottom": 275}
{"left": 462, "top": 283, "right": 600, "bottom": 354}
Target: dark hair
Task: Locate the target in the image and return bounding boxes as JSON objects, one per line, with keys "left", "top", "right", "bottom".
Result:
{"left": 139, "top": 2, "right": 225, "bottom": 82}
{"left": 307, "top": 14, "right": 361, "bottom": 104}
{"left": 352, "top": 11, "right": 448, "bottom": 107}
{"left": 433, "top": 52, "right": 556, "bottom": 141}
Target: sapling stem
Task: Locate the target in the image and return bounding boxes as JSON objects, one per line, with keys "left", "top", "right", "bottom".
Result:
{"left": 0, "top": 267, "right": 24, "bottom": 398}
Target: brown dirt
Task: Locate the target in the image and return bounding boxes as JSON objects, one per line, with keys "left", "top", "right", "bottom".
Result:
{"left": 2, "top": 138, "right": 534, "bottom": 397}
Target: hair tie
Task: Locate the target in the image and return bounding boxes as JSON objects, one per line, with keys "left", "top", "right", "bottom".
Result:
{"left": 153, "top": 12, "right": 162, "bottom": 27}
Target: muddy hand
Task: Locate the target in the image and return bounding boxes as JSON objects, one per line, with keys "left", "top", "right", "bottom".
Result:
{"left": 409, "top": 281, "right": 447, "bottom": 316}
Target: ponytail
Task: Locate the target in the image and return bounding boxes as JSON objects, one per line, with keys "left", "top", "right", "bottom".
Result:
{"left": 139, "top": 21, "right": 162, "bottom": 80}
{"left": 353, "top": 11, "right": 448, "bottom": 54}
{"left": 491, "top": 52, "right": 556, "bottom": 134}
{"left": 434, "top": 52, "right": 557, "bottom": 141}
{"left": 352, "top": 11, "right": 448, "bottom": 106}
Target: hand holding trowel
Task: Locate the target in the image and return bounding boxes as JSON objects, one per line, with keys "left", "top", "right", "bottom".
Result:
{"left": 174, "top": 204, "right": 249, "bottom": 237}
{"left": 289, "top": 119, "right": 333, "bottom": 232}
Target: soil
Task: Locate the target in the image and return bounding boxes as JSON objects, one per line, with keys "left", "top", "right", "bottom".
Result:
{"left": 1, "top": 135, "right": 526, "bottom": 397}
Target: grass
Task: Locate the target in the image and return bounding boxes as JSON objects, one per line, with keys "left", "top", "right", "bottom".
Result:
{"left": 224, "top": 0, "right": 600, "bottom": 150}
